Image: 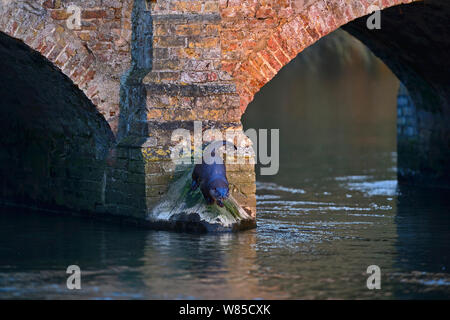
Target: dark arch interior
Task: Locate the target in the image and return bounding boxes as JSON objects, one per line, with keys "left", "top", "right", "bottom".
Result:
{"left": 343, "top": 0, "right": 450, "bottom": 185}
{"left": 0, "top": 32, "right": 115, "bottom": 212}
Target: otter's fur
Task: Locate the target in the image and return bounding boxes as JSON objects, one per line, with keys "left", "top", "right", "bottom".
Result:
{"left": 191, "top": 140, "right": 236, "bottom": 207}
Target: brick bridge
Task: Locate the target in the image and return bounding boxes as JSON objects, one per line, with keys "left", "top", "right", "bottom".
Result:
{"left": 0, "top": 0, "right": 448, "bottom": 231}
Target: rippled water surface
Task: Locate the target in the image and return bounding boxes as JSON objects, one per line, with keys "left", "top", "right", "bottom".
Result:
{"left": 1, "top": 31, "right": 449, "bottom": 299}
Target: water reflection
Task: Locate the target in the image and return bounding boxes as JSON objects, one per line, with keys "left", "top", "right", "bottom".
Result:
{"left": 390, "top": 185, "right": 450, "bottom": 299}
{"left": 139, "top": 231, "right": 262, "bottom": 299}
{"left": 0, "top": 210, "right": 149, "bottom": 299}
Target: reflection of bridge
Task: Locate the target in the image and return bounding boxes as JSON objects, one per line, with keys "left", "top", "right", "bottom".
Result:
{"left": 0, "top": 0, "right": 448, "bottom": 228}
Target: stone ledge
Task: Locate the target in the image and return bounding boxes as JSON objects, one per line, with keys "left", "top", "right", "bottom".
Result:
{"left": 145, "top": 82, "right": 236, "bottom": 96}
{"left": 151, "top": 13, "right": 221, "bottom": 24}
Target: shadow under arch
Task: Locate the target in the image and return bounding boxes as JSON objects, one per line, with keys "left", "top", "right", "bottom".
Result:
{"left": 0, "top": 31, "right": 115, "bottom": 214}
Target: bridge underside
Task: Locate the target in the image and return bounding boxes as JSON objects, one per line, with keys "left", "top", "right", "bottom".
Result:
{"left": 0, "top": 0, "right": 449, "bottom": 231}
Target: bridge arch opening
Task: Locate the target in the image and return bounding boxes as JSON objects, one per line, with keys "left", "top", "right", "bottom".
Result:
{"left": 0, "top": 31, "right": 115, "bottom": 213}
{"left": 239, "top": 0, "right": 450, "bottom": 187}
{"left": 242, "top": 28, "right": 398, "bottom": 187}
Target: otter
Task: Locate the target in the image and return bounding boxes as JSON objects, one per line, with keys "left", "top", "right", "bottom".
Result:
{"left": 191, "top": 140, "right": 236, "bottom": 207}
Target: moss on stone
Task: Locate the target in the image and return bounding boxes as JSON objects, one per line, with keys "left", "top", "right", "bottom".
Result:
{"left": 147, "top": 165, "right": 254, "bottom": 231}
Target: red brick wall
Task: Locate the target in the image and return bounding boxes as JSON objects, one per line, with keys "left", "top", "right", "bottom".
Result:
{"left": 218, "top": 0, "right": 418, "bottom": 112}
{"left": 0, "top": 0, "right": 419, "bottom": 130}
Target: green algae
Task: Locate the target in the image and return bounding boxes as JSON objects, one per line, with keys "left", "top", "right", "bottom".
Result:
{"left": 147, "top": 164, "right": 253, "bottom": 229}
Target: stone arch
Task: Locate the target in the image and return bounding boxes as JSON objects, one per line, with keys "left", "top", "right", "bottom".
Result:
{"left": 0, "top": 0, "right": 135, "bottom": 132}
{"left": 0, "top": 1, "right": 98, "bottom": 106}
{"left": 220, "top": 0, "right": 420, "bottom": 111}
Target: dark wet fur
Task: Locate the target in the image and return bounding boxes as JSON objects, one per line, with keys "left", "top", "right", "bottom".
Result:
{"left": 191, "top": 141, "right": 236, "bottom": 207}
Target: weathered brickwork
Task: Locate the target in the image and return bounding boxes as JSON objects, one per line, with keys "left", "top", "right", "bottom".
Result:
{"left": 135, "top": 0, "right": 256, "bottom": 216}
{"left": 1, "top": 0, "right": 448, "bottom": 230}
{"left": 143, "top": 1, "right": 242, "bottom": 124}
{"left": 0, "top": 0, "right": 425, "bottom": 130}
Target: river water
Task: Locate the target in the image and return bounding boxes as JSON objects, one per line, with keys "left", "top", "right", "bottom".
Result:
{"left": 1, "top": 30, "right": 449, "bottom": 299}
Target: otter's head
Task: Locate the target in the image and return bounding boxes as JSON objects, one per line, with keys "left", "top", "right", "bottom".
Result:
{"left": 209, "top": 185, "right": 229, "bottom": 207}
